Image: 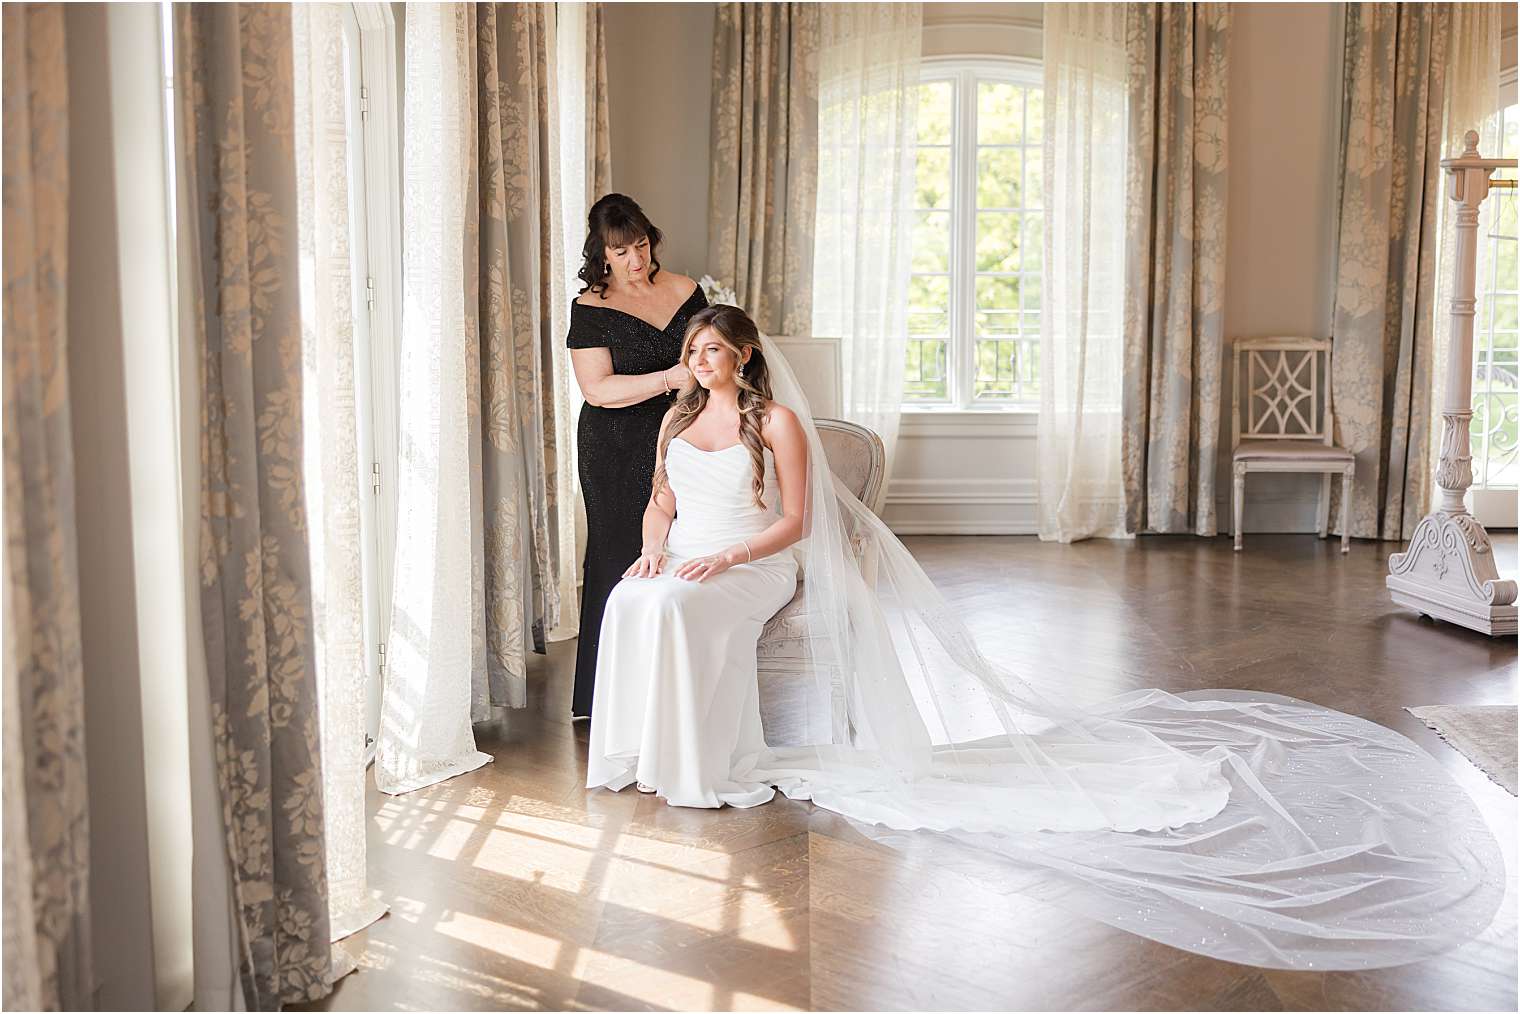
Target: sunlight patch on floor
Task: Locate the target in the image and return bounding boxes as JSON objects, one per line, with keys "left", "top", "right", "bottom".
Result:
{"left": 435, "top": 910, "right": 565, "bottom": 970}
{"left": 571, "top": 947, "right": 717, "bottom": 1010}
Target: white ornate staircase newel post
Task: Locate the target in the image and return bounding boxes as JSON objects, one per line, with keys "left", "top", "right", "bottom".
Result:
{"left": 1387, "top": 130, "right": 1518, "bottom": 636}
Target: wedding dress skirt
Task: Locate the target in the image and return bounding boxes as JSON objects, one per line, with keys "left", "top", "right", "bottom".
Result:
{"left": 586, "top": 439, "right": 797, "bottom": 807}
{"left": 581, "top": 335, "right": 1503, "bottom": 970}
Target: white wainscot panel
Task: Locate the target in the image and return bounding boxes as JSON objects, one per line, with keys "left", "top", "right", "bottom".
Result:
{"left": 883, "top": 411, "right": 1037, "bottom": 535}
{"left": 885, "top": 412, "right": 1335, "bottom": 537}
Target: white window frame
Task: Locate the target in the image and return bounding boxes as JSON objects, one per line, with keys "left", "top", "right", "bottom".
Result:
{"left": 906, "top": 56, "right": 1044, "bottom": 415}
{"left": 1469, "top": 101, "right": 1519, "bottom": 528}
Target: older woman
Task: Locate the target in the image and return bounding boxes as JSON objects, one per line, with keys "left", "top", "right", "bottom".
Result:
{"left": 565, "top": 194, "right": 707, "bottom": 719}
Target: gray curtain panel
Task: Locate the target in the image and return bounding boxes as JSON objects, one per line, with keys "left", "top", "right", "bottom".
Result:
{"left": 1330, "top": 4, "right": 1450, "bottom": 541}
{"left": 173, "top": 4, "right": 334, "bottom": 1007}
{"left": 1121, "top": 2, "right": 1231, "bottom": 536}
{"left": 587, "top": 2, "right": 613, "bottom": 204}
{"left": 2, "top": 6, "right": 95, "bottom": 1010}
{"left": 707, "top": 1, "right": 820, "bottom": 334}
{"left": 468, "top": 4, "right": 566, "bottom": 711}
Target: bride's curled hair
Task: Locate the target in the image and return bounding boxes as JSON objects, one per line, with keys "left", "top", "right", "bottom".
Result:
{"left": 655, "top": 304, "right": 773, "bottom": 507}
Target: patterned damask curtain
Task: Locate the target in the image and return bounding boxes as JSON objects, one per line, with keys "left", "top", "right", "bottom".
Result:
{"left": 586, "top": 2, "right": 613, "bottom": 204}
{"left": 469, "top": 2, "right": 569, "bottom": 711}
{"left": 1330, "top": 4, "right": 1452, "bottom": 541}
{"left": 1120, "top": 2, "right": 1231, "bottom": 536}
{"left": 707, "top": 2, "right": 820, "bottom": 335}
{"left": 2, "top": 6, "right": 94, "bottom": 1009}
{"left": 173, "top": 4, "right": 335, "bottom": 1006}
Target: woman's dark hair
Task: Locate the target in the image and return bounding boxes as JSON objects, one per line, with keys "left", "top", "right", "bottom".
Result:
{"left": 577, "top": 193, "right": 662, "bottom": 298}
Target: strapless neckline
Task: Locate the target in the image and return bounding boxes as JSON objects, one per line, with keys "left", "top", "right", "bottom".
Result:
{"left": 672, "top": 436, "right": 757, "bottom": 455}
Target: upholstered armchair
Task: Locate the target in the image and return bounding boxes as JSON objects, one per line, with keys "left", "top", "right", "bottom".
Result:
{"left": 756, "top": 418, "right": 886, "bottom": 747}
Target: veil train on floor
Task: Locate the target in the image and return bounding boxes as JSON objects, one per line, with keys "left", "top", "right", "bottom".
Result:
{"left": 738, "top": 327, "right": 1504, "bottom": 971}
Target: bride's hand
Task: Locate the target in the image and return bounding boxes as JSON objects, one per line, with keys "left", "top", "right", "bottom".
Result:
{"left": 624, "top": 546, "right": 665, "bottom": 579}
{"left": 675, "top": 551, "right": 735, "bottom": 583}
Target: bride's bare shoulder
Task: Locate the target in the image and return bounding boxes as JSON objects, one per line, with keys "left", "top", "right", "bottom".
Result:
{"left": 761, "top": 402, "right": 803, "bottom": 439}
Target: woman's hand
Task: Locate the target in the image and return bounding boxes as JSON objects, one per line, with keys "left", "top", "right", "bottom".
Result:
{"left": 675, "top": 549, "right": 739, "bottom": 583}
{"left": 664, "top": 362, "right": 692, "bottom": 391}
{"left": 624, "top": 546, "right": 666, "bottom": 579}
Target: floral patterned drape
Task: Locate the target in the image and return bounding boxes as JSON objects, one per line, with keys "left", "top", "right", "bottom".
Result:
{"left": 708, "top": 1, "right": 820, "bottom": 335}
{"left": 469, "top": 2, "right": 568, "bottom": 711}
{"left": 1330, "top": 3, "right": 1451, "bottom": 541}
{"left": 1121, "top": 2, "right": 1231, "bottom": 537}
{"left": 2, "top": 6, "right": 94, "bottom": 1009}
{"left": 173, "top": 4, "right": 334, "bottom": 1006}
{"left": 586, "top": 2, "right": 613, "bottom": 204}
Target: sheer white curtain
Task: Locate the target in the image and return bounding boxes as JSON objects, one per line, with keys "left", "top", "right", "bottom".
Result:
{"left": 374, "top": 3, "right": 492, "bottom": 794}
{"left": 1037, "top": 3, "right": 1131, "bottom": 542}
{"left": 293, "top": 3, "right": 388, "bottom": 938}
{"left": 810, "top": 2, "right": 921, "bottom": 490}
{"left": 1428, "top": 3, "right": 1504, "bottom": 498}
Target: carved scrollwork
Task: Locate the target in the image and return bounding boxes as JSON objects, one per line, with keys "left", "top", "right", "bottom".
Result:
{"left": 1449, "top": 512, "right": 1493, "bottom": 555}
{"left": 1435, "top": 413, "right": 1475, "bottom": 495}
{"left": 1388, "top": 512, "right": 1510, "bottom": 604}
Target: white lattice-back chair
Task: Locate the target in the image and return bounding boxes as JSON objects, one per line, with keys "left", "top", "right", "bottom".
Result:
{"left": 1231, "top": 337, "right": 1355, "bottom": 553}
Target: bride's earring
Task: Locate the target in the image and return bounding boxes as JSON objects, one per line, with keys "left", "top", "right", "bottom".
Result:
{"left": 738, "top": 363, "right": 746, "bottom": 380}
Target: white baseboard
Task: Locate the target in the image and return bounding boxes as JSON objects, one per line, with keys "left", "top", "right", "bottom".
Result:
{"left": 888, "top": 519, "right": 1039, "bottom": 535}
{"left": 882, "top": 480, "right": 1328, "bottom": 537}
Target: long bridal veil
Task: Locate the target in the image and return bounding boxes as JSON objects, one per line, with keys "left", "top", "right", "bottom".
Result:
{"left": 743, "top": 330, "right": 1503, "bottom": 970}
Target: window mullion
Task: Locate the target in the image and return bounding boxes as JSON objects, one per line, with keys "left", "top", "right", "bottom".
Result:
{"left": 955, "top": 68, "right": 978, "bottom": 409}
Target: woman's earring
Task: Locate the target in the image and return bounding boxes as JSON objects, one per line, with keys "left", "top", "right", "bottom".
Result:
{"left": 603, "top": 263, "right": 611, "bottom": 275}
{"left": 738, "top": 363, "right": 746, "bottom": 380}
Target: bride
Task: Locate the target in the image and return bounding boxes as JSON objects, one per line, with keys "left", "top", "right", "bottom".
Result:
{"left": 586, "top": 304, "right": 1503, "bottom": 971}
{"left": 586, "top": 304, "right": 807, "bottom": 807}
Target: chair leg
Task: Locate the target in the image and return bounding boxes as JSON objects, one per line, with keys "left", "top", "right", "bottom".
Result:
{"left": 1317, "top": 473, "right": 1331, "bottom": 539}
{"left": 1233, "top": 465, "right": 1246, "bottom": 552}
{"left": 1339, "top": 466, "right": 1353, "bottom": 554}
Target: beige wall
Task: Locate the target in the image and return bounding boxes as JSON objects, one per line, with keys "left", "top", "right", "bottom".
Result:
{"left": 603, "top": 2, "right": 715, "bottom": 276}
{"left": 1221, "top": 2, "right": 1346, "bottom": 529}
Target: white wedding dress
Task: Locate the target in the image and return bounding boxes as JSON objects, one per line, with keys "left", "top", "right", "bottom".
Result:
{"left": 587, "top": 438, "right": 796, "bottom": 807}
{"left": 583, "top": 334, "right": 1504, "bottom": 972}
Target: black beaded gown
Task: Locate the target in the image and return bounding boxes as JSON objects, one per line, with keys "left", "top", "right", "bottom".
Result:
{"left": 566, "top": 282, "right": 708, "bottom": 718}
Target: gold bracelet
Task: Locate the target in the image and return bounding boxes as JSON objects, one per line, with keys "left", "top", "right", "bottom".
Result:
{"left": 742, "top": 539, "right": 752, "bottom": 563}
{"left": 662, "top": 368, "right": 671, "bottom": 393}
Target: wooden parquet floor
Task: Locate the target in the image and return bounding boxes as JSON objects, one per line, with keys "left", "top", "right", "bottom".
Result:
{"left": 297, "top": 534, "right": 1518, "bottom": 1012}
